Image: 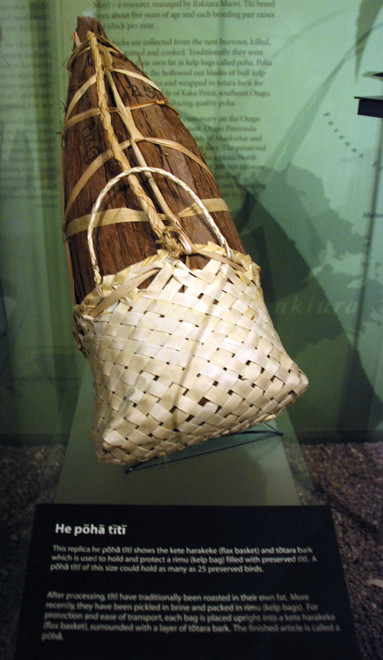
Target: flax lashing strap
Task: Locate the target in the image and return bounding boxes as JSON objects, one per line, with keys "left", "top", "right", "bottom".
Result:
{"left": 63, "top": 18, "right": 308, "bottom": 465}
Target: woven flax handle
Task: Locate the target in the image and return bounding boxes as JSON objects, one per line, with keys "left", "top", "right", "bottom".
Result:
{"left": 87, "top": 166, "right": 233, "bottom": 288}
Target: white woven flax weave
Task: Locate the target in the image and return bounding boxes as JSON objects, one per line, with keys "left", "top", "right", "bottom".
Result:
{"left": 73, "top": 168, "right": 308, "bottom": 465}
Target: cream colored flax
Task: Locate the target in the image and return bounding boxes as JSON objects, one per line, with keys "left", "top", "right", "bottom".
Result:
{"left": 64, "top": 198, "right": 229, "bottom": 239}
{"left": 72, "top": 169, "right": 308, "bottom": 465}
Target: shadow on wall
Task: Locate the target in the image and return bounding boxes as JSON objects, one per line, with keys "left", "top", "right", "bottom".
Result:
{"left": 189, "top": 0, "right": 383, "bottom": 435}
{"left": 355, "top": 0, "right": 383, "bottom": 77}
{"left": 183, "top": 104, "right": 383, "bottom": 435}
{"left": 234, "top": 164, "right": 383, "bottom": 435}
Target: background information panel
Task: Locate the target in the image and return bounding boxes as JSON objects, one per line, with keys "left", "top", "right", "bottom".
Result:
{"left": 1, "top": 1, "right": 383, "bottom": 446}
{"left": 15, "top": 504, "right": 360, "bottom": 659}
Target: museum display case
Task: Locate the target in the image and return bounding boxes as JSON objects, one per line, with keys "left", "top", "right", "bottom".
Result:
{"left": 0, "top": 3, "right": 382, "bottom": 658}
{"left": 1, "top": 1, "right": 382, "bottom": 448}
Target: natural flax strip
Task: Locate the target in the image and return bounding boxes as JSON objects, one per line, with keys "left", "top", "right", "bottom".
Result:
{"left": 62, "top": 98, "right": 174, "bottom": 134}
{"left": 65, "top": 198, "right": 230, "bottom": 239}
{"left": 62, "top": 16, "right": 245, "bottom": 303}
{"left": 63, "top": 136, "right": 214, "bottom": 224}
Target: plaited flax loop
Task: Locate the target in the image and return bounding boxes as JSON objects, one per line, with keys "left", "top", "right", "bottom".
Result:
{"left": 74, "top": 169, "right": 308, "bottom": 466}
{"left": 87, "top": 167, "right": 232, "bottom": 289}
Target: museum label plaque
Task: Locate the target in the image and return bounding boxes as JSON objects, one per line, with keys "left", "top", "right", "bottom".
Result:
{"left": 15, "top": 504, "right": 361, "bottom": 659}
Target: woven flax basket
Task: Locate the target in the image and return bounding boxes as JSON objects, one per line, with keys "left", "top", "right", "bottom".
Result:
{"left": 73, "top": 167, "right": 308, "bottom": 466}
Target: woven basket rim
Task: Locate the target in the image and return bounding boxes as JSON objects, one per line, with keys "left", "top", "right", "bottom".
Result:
{"left": 74, "top": 242, "right": 259, "bottom": 314}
